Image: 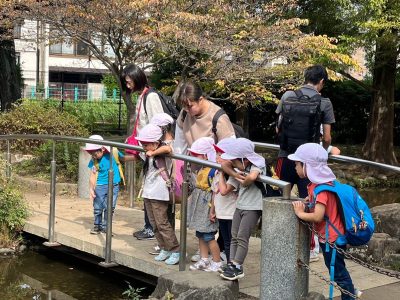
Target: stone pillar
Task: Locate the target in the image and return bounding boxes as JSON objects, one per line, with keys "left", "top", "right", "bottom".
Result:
{"left": 78, "top": 146, "right": 91, "bottom": 199}
{"left": 260, "top": 198, "right": 310, "bottom": 300}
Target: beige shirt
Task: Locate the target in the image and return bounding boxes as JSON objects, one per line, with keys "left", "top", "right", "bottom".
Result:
{"left": 177, "top": 101, "right": 235, "bottom": 147}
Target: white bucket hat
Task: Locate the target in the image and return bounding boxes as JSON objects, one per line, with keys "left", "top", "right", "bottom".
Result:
{"left": 150, "top": 113, "right": 174, "bottom": 127}
{"left": 136, "top": 124, "right": 163, "bottom": 143}
{"left": 221, "top": 138, "right": 265, "bottom": 168}
{"left": 213, "top": 137, "right": 236, "bottom": 154}
{"left": 188, "top": 137, "right": 216, "bottom": 162}
{"left": 83, "top": 135, "right": 110, "bottom": 152}
{"left": 288, "top": 143, "right": 336, "bottom": 184}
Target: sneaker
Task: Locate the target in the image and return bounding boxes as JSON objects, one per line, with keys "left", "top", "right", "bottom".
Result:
{"left": 149, "top": 244, "right": 161, "bottom": 255}
{"left": 90, "top": 226, "right": 101, "bottom": 235}
{"left": 133, "top": 228, "right": 145, "bottom": 238}
{"left": 136, "top": 228, "right": 155, "bottom": 240}
{"left": 205, "top": 261, "right": 222, "bottom": 272}
{"left": 220, "top": 264, "right": 244, "bottom": 280}
{"left": 165, "top": 252, "right": 180, "bottom": 265}
{"left": 191, "top": 250, "right": 200, "bottom": 262}
{"left": 155, "top": 250, "right": 171, "bottom": 261}
{"left": 310, "top": 250, "right": 319, "bottom": 263}
{"left": 100, "top": 228, "right": 114, "bottom": 236}
{"left": 220, "top": 251, "right": 227, "bottom": 262}
{"left": 189, "top": 259, "right": 210, "bottom": 271}
{"left": 355, "top": 288, "right": 363, "bottom": 298}
{"left": 218, "top": 262, "right": 233, "bottom": 273}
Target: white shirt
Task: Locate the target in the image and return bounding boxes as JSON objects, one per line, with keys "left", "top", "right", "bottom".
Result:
{"left": 212, "top": 172, "right": 239, "bottom": 219}
{"left": 142, "top": 157, "right": 170, "bottom": 201}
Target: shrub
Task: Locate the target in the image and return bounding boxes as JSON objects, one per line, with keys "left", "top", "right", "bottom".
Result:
{"left": 0, "top": 160, "right": 29, "bottom": 248}
{"left": 0, "top": 99, "right": 89, "bottom": 152}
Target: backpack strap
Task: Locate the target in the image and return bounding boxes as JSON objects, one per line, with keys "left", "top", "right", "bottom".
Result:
{"left": 112, "top": 148, "right": 125, "bottom": 186}
{"left": 212, "top": 108, "right": 227, "bottom": 138}
{"left": 294, "top": 89, "right": 303, "bottom": 98}
{"left": 207, "top": 168, "right": 217, "bottom": 187}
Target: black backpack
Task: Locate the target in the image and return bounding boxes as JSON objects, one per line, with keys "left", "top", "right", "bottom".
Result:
{"left": 278, "top": 90, "right": 322, "bottom": 153}
{"left": 212, "top": 108, "right": 248, "bottom": 139}
{"left": 253, "top": 158, "right": 282, "bottom": 197}
{"left": 143, "top": 87, "right": 180, "bottom": 120}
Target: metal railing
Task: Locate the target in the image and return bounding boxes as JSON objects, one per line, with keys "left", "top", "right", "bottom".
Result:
{"left": 0, "top": 134, "right": 291, "bottom": 270}
{"left": 2, "top": 134, "right": 399, "bottom": 272}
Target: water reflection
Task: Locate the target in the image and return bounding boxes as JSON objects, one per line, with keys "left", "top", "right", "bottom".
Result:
{"left": 0, "top": 249, "right": 151, "bottom": 300}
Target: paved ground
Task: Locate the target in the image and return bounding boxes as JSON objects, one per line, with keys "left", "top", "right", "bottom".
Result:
{"left": 23, "top": 191, "right": 399, "bottom": 299}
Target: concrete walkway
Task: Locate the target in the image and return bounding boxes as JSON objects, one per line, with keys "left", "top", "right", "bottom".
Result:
{"left": 23, "top": 192, "right": 399, "bottom": 299}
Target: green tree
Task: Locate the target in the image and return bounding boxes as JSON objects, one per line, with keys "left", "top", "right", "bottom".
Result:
{"left": 298, "top": 0, "right": 399, "bottom": 165}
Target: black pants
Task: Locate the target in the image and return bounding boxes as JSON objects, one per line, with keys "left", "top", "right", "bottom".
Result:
{"left": 276, "top": 157, "right": 310, "bottom": 198}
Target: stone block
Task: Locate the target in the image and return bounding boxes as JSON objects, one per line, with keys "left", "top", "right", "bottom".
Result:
{"left": 371, "top": 203, "right": 400, "bottom": 239}
{"left": 151, "top": 271, "right": 239, "bottom": 300}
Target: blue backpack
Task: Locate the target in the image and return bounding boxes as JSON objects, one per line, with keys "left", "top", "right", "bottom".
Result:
{"left": 314, "top": 180, "right": 375, "bottom": 300}
{"left": 313, "top": 180, "right": 375, "bottom": 246}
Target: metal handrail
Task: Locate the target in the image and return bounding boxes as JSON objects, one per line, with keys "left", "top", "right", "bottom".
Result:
{"left": 253, "top": 141, "right": 400, "bottom": 173}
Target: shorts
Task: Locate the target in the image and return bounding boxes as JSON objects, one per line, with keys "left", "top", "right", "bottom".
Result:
{"left": 195, "top": 231, "right": 217, "bottom": 242}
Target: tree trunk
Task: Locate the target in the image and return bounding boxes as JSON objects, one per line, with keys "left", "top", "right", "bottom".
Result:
{"left": 0, "top": 38, "right": 21, "bottom": 111}
{"left": 362, "top": 37, "right": 398, "bottom": 165}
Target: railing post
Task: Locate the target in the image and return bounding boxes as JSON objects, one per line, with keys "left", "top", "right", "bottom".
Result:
{"left": 43, "top": 141, "right": 60, "bottom": 247}
{"left": 112, "top": 88, "right": 117, "bottom": 101}
{"left": 260, "top": 197, "right": 310, "bottom": 299}
{"left": 31, "top": 86, "right": 35, "bottom": 99}
{"left": 6, "top": 140, "right": 11, "bottom": 180}
{"left": 74, "top": 87, "right": 78, "bottom": 103}
{"left": 100, "top": 146, "right": 118, "bottom": 267}
{"left": 179, "top": 161, "right": 189, "bottom": 271}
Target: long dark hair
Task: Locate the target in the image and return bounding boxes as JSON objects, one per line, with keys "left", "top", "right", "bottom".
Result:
{"left": 121, "top": 64, "right": 148, "bottom": 93}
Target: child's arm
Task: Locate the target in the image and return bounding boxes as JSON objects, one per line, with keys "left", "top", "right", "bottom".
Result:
{"left": 237, "top": 170, "right": 259, "bottom": 187}
{"left": 292, "top": 201, "right": 325, "bottom": 222}
{"left": 218, "top": 172, "right": 236, "bottom": 196}
{"left": 146, "top": 144, "right": 172, "bottom": 157}
{"left": 209, "top": 194, "right": 216, "bottom": 223}
{"left": 89, "top": 171, "right": 96, "bottom": 201}
{"left": 220, "top": 160, "right": 240, "bottom": 178}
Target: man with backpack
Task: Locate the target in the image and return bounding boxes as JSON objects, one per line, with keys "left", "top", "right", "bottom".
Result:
{"left": 275, "top": 65, "right": 335, "bottom": 199}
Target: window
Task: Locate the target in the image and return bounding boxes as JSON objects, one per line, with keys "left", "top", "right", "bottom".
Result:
{"left": 13, "top": 21, "right": 23, "bottom": 39}
{"left": 76, "top": 41, "right": 89, "bottom": 56}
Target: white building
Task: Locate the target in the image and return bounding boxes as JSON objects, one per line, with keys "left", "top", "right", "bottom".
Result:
{"left": 14, "top": 20, "right": 112, "bottom": 100}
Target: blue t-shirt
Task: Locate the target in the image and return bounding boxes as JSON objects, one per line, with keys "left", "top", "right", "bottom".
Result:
{"left": 88, "top": 151, "right": 124, "bottom": 185}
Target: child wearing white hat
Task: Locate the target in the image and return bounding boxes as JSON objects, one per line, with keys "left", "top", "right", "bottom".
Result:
{"left": 136, "top": 124, "right": 180, "bottom": 265}
{"left": 84, "top": 135, "right": 124, "bottom": 235}
{"left": 187, "top": 137, "right": 222, "bottom": 272}
{"left": 219, "top": 138, "right": 266, "bottom": 280}
{"left": 290, "top": 143, "right": 356, "bottom": 299}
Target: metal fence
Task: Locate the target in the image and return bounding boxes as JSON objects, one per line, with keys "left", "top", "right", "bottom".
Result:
{"left": 1, "top": 134, "right": 400, "bottom": 299}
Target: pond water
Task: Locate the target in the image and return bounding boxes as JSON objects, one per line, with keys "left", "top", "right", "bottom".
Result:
{"left": 0, "top": 245, "right": 153, "bottom": 300}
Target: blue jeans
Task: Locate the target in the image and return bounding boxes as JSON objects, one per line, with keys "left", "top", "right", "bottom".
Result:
{"left": 196, "top": 231, "right": 217, "bottom": 242}
{"left": 93, "top": 184, "right": 119, "bottom": 229}
{"left": 320, "top": 242, "right": 355, "bottom": 300}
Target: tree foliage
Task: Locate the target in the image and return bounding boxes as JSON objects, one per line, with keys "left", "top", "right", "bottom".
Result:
{"left": 17, "top": 0, "right": 357, "bottom": 133}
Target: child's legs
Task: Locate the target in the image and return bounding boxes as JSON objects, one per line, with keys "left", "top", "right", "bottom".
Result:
{"left": 144, "top": 199, "right": 163, "bottom": 247}
{"left": 104, "top": 184, "right": 119, "bottom": 228}
{"left": 231, "top": 210, "right": 261, "bottom": 265}
{"left": 230, "top": 209, "right": 242, "bottom": 261}
{"left": 150, "top": 199, "right": 179, "bottom": 252}
{"left": 196, "top": 234, "right": 209, "bottom": 259}
{"left": 218, "top": 219, "right": 232, "bottom": 261}
{"left": 93, "top": 185, "right": 108, "bottom": 227}
{"left": 320, "top": 242, "right": 354, "bottom": 300}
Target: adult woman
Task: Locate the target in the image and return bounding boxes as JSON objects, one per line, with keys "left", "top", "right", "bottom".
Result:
{"left": 122, "top": 64, "right": 164, "bottom": 241}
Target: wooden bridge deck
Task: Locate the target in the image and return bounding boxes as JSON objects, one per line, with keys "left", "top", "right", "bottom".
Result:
{"left": 23, "top": 192, "right": 399, "bottom": 299}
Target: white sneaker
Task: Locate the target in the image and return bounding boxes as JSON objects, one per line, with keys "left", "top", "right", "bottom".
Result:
{"left": 191, "top": 250, "right": 200, "bottom": 262}
{"left": 355, "top": 288, "right": 363, "bottom": 298}
{"left": 310, "top": 250, "right": 319, "bottom": 262}
{"left": 189, "top": 258, "right": 210, "bottom": 271}
{"left": 205, "top": 261, "right": 222, "bottom": 272}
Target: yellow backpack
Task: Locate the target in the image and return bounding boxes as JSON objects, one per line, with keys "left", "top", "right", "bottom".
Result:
{"left": 93, "top": 148, "right": 125, "bottom": 186}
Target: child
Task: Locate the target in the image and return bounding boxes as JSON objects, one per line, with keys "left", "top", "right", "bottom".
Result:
{"left": 136, "top": 123, "right": 180, "bottom": 265}
{"left": 187, "top": 137, "right": 221, "bottom": 272}
{"left": 290, "top": 143, "right": 355, "bottom": 300}
{"left": 211, "top": 138, "right": 239, "bottom": 264}
{"left": 219, "top": 138, "right": 266, "bottom": 280}
{"left": 216, "top": 138, "right": 266, "bottom": 280}
{"left": 84, "top": 135, "right": 124, "bottom": 235}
